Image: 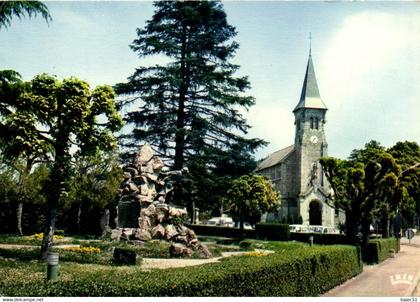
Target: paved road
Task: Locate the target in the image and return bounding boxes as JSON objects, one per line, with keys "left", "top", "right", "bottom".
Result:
{"left": 324, "top": 235, "right": 420, "bottom": 297}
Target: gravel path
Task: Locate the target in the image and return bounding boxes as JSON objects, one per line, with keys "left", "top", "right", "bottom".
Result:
{"left": 141, "top": 257, "right": 221, "bottom": 270}
{"left": 141, "top": 250, "right": 274, "bottom": 271}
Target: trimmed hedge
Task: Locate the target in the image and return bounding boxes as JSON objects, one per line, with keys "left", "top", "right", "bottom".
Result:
{"left": 0, "top": 247, "right": 39, "bottom": 261}
{"left": 363, "top": 237, "right": 400, "bottom": 264}
{"left": 187, "top": 224, "right": 255, "bottom": 239}
{"left": 290, "top": 233, "right": 349, "bottom": 245}
{"left": 113, "top": 247, "right": 137, "bottom": 265}
{"left": 0, "top": 245, "right": 362, "bottom": 296}
{"left": 255, "top": 223, "right": 290, "bottom": 241}
{"left": 0, "top": 247, "right": 141, "bottom": 266}
{"left": 58, "top": 249, "right": 114, "bottom": 265}
{"left": 0, "top": 234, "right": 42, "bottom": 246}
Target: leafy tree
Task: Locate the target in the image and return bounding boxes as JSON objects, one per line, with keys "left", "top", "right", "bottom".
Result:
{"left": 321, "top": 142, "right": 404, "bottom": 246}
{"left": 348, "top": 140, "right": 386, "bottom": 163}
{"left": 223, "top": 174, "right": 280, "bottom": 231}
{"left": 0, "top": 156, "right": 16, "bottom": 231}
{"left": 8, "top": 159, "right": 48, "bottom": 235}
{"left": 320, "top": 157, "right": 362, "bottom": 244}
{"left": 0, "top": 1, "right": 51, "bottom": 29}
{"left": 116, "top": 1, "right": 265, "bottom": 209}
{"left": 179, "top": 141, "right": 258, "bottom": 219}
{"left": 0, "top": 156, "right": 49, "bottom": 234}
{"left": 364, "top": 153, "right": 401, "bottom": 239}
{"left": 0, "top": 70, "right": 26, "bottom": 132}
{"left": 62, "top": 151, "right": 123, "bottom": 235}
{"left": 1, "top": 74, "right": 122, "bottom": 258}
{"left": 388, "top": 141, "right": 420, "bottom": 227}
{"left": 0, "top": 70, "right": 50, "bottom": 235}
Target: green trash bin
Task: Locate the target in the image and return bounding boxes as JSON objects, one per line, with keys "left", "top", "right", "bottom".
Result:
{"left": 47, "top": 252, "right": 59, "bottom": 281}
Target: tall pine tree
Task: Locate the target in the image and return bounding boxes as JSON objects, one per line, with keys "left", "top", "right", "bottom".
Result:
{"left": 117, "top": 1, "right": 265, "bottom": 211}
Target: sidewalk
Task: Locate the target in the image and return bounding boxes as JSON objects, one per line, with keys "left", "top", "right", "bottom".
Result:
{"left": 323, "top": 235, "right": 420, "bottom": 297}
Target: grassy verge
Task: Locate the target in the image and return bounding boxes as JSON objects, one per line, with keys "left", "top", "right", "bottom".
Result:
{"left": 0, "top": 234, "right": 82, "bottom": 246}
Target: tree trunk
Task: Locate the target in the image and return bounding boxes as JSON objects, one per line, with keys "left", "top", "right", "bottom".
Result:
{"left": 16, "top": 202, "right": 23, "bottom": 236}
{"left": 76, "top": 202, "right": 82, "bottom": 234}
{"left": 100, "top": 209, "right": 110, "bottom": 237}
{"left": 238, "top": 208, "right": 245, "bottom": 237}
{"left": 345, "top": 210, "right": 358, "bottom": 245}
{"left": 191, "top": 201, "right": 195, "bottom": 224}
{"left": 174, "top": 24, "right": 189, "bottom": 171}
{"left": 41, "top": 207, "right": 56, "bottom": 260}
{"left": 381, "top": 216, "right": 390, "bottom": 238}
{"left": 40, "top": 138, "right": 69, "bottom": 260}
{"left": 16, "top": 162, "right": 32, "bottom": 236}
{"left": 361, "top": 219, "right": 371, "bottom": 251}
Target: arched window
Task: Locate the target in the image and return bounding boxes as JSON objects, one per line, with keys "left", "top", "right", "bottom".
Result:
{"left": 310, "top": 117, "right": 314, "bottom": 129}
{"left": 315, "top": 118, "right": 319, "bottom": 130}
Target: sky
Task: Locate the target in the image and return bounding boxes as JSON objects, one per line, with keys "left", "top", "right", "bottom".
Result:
{"left": 1, "top": 1, "right": 419, "bottom": 160}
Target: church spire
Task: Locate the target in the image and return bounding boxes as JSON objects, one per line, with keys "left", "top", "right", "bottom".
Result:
{"left": 293, "top": 37, "right": 327, "bottom": 112}
{"left": 309, "top": 32, "right": 312, "bottom": 56}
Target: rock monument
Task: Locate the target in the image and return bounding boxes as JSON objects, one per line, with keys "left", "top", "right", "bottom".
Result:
{"left": 111, "top": 144, "right": 211, "bottom": 258}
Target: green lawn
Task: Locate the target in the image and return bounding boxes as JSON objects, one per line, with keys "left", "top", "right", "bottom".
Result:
{"left": 0, "top": 235, "right": 362, "bottom": 297}
{"left": 0, "top": 234, "right": 83, "bottom": 246}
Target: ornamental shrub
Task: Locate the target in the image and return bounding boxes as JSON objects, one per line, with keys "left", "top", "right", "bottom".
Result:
{"left": 187, "top": 224, "right": 255, "bottom": 239}
{"left": 239, "top": 240, "right": 253, "bottom": 250}
{"left": 362, "top": 237, "right": 400, "bottom": 264}
{"left": 58, "top": 249, "right": 112, "bottom": 265}
{"left": 255, "top": 223, "right": 290, "bottom": 241}
{"left": 0, "top": 247, "right": 117, "bottom": 265}
{"left": 290, "top": 233, "right": 348, "bottom": 245}
{"left": 113, "top": 247, "right": 137, "bottom": 265}
{"left": 0, "top": 248, "right": 39, "bottom": 260}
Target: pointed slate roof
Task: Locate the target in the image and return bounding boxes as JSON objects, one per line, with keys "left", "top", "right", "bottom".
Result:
{"left": 293, "top": 54, "right": 327, "bottom": 112}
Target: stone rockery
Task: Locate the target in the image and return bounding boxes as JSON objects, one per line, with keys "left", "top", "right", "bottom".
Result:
{"left": 111, "top": 144, "right": 211, "bottom": 258}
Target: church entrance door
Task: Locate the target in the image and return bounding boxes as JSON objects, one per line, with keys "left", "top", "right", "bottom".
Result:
{"left": 309, "top": 200, "right": 322, "bottom": 225}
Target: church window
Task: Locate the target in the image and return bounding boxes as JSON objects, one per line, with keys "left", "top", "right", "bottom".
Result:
{"left": 274, "top": 165, "right": 282, "bottom": 180}
{"left": 310, "top": 117, "right": 314, "bottom": 129}
{"left": 315, "top": 118, "right": 319, "bottom": 130}
{"left": 270, "top": 168, "right": 275, "bottom": 180}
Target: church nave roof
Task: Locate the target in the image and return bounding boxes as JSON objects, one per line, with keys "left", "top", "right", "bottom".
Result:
{"left": 256, "top": 144, "right": 295, "bottom": 171}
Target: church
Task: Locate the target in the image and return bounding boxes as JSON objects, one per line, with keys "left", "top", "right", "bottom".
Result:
{"left": 257, "top": 51, "right": 339, "bottom": 228}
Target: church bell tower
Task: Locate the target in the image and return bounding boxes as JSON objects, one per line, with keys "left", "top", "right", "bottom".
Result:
{"left": 293, "top": 48, "right": 330, "bottom": 225}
